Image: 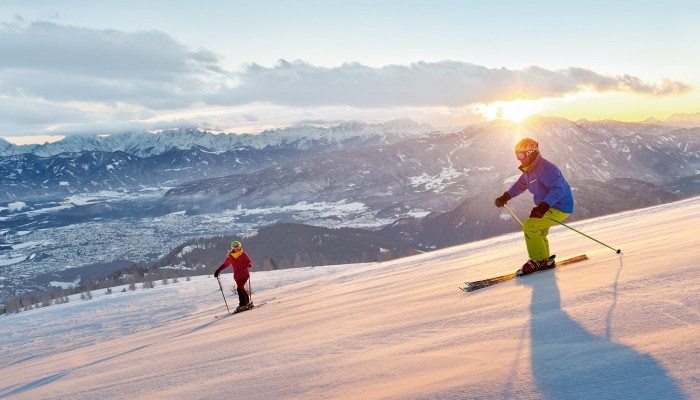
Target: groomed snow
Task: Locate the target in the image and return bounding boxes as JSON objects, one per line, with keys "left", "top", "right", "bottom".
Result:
{"left": 1, "top": 197, "right": 699, "bottom": 399}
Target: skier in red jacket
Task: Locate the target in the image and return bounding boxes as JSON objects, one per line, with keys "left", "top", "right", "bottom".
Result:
{"left": 214, "top": 241, "right": 253, "bottom": 312}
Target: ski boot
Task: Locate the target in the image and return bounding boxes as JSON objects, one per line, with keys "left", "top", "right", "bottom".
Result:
{"left": 516, "top": 255, "right": 556, "bottom": 276}
{"left": 235, "top": 288, "right": 253, "bottom": 312}
{"left": 540, "top": 255, "right": 556, "bottom": 271}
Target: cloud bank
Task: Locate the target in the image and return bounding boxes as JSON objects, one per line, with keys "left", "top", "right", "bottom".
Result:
{"left": 223, "top": 61, "right": 691, "bottom": 108}
{"left": 0, "top": 21, "right": 691, "bottom": 136}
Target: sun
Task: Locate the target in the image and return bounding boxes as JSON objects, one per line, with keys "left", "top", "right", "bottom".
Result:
{"left": 475, "top": 99, "right": 544, "bottom": 123}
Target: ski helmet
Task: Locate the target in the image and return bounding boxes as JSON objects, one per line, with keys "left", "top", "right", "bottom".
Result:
{"left": 231, "top": 241, "right": 241, "bottom": 250}
{"left": 514, "top": 138, "right": 539, "bottom": 162}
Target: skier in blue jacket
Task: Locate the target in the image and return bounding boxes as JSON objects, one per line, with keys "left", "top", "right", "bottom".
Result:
{"left": 494, "top": 138, "right": 574, "bottom": 275}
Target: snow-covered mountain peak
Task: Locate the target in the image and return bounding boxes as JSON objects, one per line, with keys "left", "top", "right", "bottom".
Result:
{"left": 523, "top": 115, "right": 583, "bottom": 139}
{"left": 664, "top": 112, "right": 700, "bottom": 127}
{"left": 1, "top": 119, "right": 437, "bottom": 157}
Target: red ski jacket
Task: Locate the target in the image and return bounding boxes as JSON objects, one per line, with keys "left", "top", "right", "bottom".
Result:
{"left": 215, "top": 251, "right": 252, "bottom": 281}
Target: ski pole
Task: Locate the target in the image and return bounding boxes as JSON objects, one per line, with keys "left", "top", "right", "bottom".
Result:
{"left": 249, "top": 276, "right": 253, "bottom": 307}
{"left": 216, "top": 275, "right": 231, "bottom": 314}
{"left": 503, "top": 204, "right": 523, "bottom": 226}
{"left": 505, "top": 204, "right": 622, "bottom": 254}
{"left": 545, "top": 217, "right": 622, "bottom": 254}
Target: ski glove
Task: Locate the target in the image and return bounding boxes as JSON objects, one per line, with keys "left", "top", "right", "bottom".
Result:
{"left": 529, "top": 202, "right": 551, "bottom": 219}
{"left": 214, "top": 271, "right": 220, "bottom": 278}
{"left": 495, "top": 192, "right": 511, "bottom": 208}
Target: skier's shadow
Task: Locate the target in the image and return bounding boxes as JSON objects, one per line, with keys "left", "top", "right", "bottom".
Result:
{"left": 525, "top": 272, "right": 686, "bottom": 399}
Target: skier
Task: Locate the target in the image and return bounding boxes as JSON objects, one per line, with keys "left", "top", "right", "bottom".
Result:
{"left": 494, "top": 138, "right": 574, "bottom": 275}
{"left": 214, "top": 241, "right": 253, "bottom": 312}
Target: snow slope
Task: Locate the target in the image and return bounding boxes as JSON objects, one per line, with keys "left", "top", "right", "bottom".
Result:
{"left": 1, "top": 197, "right": 699, "bottom": 399}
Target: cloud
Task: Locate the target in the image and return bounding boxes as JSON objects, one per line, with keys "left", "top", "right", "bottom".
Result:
{"left": 0, "top": 21, "right": 223, "bottom": 78}
{"left": 0, "top": 97, "right": 88, "bottom": 130}
{"left": 220, "top": 61, "right": 692, "bottom": 108}
{"left": 0, "top": 21, "right": 227, "bottom": 109}
{"left": 616, "top": 75, "right": 691, "bottom": 96}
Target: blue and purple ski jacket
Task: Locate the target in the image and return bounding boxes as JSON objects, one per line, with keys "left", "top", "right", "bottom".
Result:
{"left": 507, "top": 155, "right": 574, "bottom": 213}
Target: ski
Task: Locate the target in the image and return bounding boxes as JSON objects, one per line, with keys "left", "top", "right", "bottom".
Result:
{"left": 214, "top": 302, "right": 264, "bottom": 319}
{"left": 459, "top": 254, "right": 588, "bottom": 293}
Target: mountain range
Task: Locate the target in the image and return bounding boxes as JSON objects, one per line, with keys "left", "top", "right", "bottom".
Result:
{"left": 2, "top": 115, "right": 698, "bottom": 205}
{"left": 159, "top": 116, "right": 700, "bottom": 217}
{"left": 1, "top": 115, "right": 699, "bottom": 303}
{"left": 0, "top": 119, "right": 434, "bottom": 157}
{"left": 0, "top": 119, "right": 434, "bottom": 200}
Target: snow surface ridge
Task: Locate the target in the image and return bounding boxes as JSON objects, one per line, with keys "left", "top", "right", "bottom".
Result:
{"left": 1, "top": 196, "right": 699, "bottom": 399}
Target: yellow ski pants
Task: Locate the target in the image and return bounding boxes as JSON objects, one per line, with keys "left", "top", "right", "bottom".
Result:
{"left": 522, "top": 208, "right": 570, "bottom": 261}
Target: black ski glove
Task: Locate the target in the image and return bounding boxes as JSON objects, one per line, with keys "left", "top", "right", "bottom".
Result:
{"left": 529, "top": 202, "right": 551, "bottom": 218}
{"left": 214, "top": 271, "right": 219, "bottom": 278}
{"left": 495, "top": 192, "right": 511, "bottom": 208}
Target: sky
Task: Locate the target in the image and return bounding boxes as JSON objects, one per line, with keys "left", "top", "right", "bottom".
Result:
{"left": 0, "top": 0, "right": 699, "bottom": 144}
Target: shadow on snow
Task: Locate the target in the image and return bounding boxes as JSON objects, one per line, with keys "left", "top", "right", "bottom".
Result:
{"left": 526, "top": 271, "right": 686, "bottom": 400}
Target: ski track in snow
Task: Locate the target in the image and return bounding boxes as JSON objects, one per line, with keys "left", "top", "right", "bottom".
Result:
{"left": 1, "top": 197, "right": 699, "bottom": 399}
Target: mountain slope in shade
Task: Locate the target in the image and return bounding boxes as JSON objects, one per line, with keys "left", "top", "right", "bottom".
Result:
{"left": 1, "top": 197, "right": 698, "bottom": 399}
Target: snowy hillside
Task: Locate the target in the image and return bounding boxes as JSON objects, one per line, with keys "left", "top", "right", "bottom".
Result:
{"left": 1, "top": 197, "right": 699, "bottom": 399}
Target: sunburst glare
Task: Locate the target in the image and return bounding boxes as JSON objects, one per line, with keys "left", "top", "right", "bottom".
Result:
{"left": 474, "top": 99, "right": 545, "bottom": 123}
